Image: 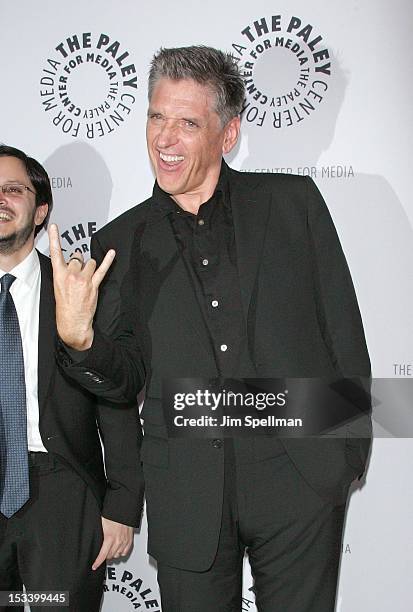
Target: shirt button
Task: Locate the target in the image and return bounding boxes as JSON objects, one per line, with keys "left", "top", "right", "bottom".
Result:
{"left": 202, "top": 258, "right": 209, "bottom": 266}
{"left": 220, "top": 344, "right": 228, "bottom": 352}
{"left": 211, "top": 300, "right": 219, "bottom": 308}
{"left": 198, "top": 219, "right": 205, "bottom": 226}
{"left": 212, "top": 439, "right": 223, "bottom": 449}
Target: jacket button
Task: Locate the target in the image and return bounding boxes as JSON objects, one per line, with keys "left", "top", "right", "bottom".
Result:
{"left": 212, "top": 439, "right": 223, "bottom": 449}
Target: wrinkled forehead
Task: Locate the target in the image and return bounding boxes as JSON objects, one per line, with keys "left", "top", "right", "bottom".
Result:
{"left": 148, "top": 79, "right": 221, "bottom": 129}
{"left": 150, "top": 77, "right": 216, "bottom": 106}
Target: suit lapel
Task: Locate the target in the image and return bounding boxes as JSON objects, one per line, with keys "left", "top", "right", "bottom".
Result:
{"left": 37, "top": 251, "right": 56, "bottom": 417}
{"left": 229, "top": 169, "right": 272, "bottom": 320}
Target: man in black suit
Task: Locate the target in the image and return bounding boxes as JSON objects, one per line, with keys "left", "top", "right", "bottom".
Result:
{"left": 0, "top": 145, "right": 142, "bottom": 612}
{"left": 52, "top": 46, "right": 371, "bottom": 611}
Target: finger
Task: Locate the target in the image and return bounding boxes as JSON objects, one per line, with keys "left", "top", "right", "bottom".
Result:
{"left": 92, "top": 249, "right": 116, "bottom": 288}
{"left": 120, "top": 543, "right": 132, "bottom": 556}
{"left": 122, "top": 537, "right": 133, "bottom": 555}
{"left": 104, "top": 544, "right": 119, "bottom": 560}
{"left": 82, "top": 258, "right": 97, "bottom": 276}
{"left": 48, "top": 224, "right": 66, "bottom": 270}
{"left": 67, "top": 256, "right": 84, "bottom": 269}
{"left": 92, "top": 541, "right": 110, "bottom": 570}
{"left": 69, "top": 249, "right": 84, "bottom": 263}
{"left": 104, "top": 539, "right": 131, "bottom": 559}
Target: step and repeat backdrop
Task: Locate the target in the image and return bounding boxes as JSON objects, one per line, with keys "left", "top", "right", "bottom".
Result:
{"left": 1, "top": 0, "right": 412, "bottom": 610}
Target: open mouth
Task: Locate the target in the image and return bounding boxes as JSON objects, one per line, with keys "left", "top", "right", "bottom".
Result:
{"left": 159, "top": 152, "right": 185, "bottom": 168}
{"left": 0, "top": 211, "right": 13, "bottom": 222}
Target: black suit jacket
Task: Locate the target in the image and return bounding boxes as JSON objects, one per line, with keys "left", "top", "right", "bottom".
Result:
{"left": 61, "top": 166, "right": 371, "bottom": 570}
{"left": 38, "top": 251, "right": 142, "bottom": 527}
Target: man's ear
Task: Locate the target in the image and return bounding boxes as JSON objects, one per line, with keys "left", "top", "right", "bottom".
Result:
{"left": 222, "top": 116, "right": 241, "bottom": 155}
{"left": 34, "top": 203, "right": 49, "bottom": 227}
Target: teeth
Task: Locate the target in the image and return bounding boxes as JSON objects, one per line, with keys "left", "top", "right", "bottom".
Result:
{"left": 0, "top": 213, "right": 11, "bottom": 221}
{"left": 160, "top": 153, "right": 184, "bottom": 162}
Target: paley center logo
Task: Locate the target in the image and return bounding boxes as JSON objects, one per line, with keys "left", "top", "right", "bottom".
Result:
{"left": 59, "top": 219, "right": 98, "bottom": 260}
{"left": 39, "top": 32, "right": 138, "bottom": 138}
{"left": 104, "top": 567, "right": 160, "bottom": 611}
{"left": 231, "top": 15, "right": 332, "bottom": 129}
{"left": 37, "top": 218, "right": 98, "bottom": 262}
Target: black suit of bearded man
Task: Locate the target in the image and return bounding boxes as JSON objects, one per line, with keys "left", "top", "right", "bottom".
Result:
{"left": 0, "top": 250, "right": 142, "bottom": 612}
{"left": 19, "top": 252, "right": 141, "bottom": 589}
{"left": 59, "top": 163, "right": 371, "bottom": 604}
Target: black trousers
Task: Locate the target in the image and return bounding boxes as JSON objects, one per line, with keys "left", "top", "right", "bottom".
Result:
{"left": 158, "top": 442, "right": 347, "bottom": 612}
{"left": 0, "top": 453, "right": 105, "bottom": 612}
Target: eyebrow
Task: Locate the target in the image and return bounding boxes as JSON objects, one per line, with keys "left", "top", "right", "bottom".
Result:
{"left": 147, "top": 109, "right": 202, "bottom": 125}
{"left": 147, "top": 106, "right": 163, "bottom": 115}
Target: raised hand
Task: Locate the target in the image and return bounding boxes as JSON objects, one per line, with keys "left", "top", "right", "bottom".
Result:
{"left": 48, "top": 224, "right": 115, "bottom": 350}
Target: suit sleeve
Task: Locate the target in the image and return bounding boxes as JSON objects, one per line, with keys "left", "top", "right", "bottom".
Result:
{"left": 305, "top": 176, "right": 370, "bottom": 376}
{"left": 96, "top": 233, "right": 144, "bottom": 526}
{"left": 56, "top": 234, "right": 145, "bottom": 403}
{"left": 305, "top": 177, "right": 372, "bottom": 467}
{"left": 59, "top": 232, "right": 145, "bottom": 526}
{"left": 96, "top": 395, "right": 143, "bottom": 528}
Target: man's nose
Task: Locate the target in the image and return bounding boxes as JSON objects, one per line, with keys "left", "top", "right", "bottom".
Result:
{"left": 156, "top": 121, "right": 179, "bottom": 148}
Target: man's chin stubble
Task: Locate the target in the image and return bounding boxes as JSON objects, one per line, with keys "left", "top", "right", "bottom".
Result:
{"left": 0, "top": 227, "right": 33, "bottom": 255}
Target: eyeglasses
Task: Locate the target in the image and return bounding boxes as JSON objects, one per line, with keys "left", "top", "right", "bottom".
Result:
{"left": 0, "top": 183, "right": 36, "bottom": 197}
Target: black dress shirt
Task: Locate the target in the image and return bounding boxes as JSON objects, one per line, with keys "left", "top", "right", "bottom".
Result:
{"left": 152, "top": 163, "right": 284, "bottom": 462}
{"left": 153, "top": 163, "right": 252, "bottom": 379}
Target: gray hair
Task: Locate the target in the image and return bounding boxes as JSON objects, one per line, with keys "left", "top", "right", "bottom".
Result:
{"left": 148, "top": 46, "right": 245, "bottom": 126}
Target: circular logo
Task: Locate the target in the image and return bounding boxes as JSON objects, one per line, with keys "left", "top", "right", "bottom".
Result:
{"left": 104, "top": 567, "right": 161, "bottom": 611}
{"left": 231, "top": 15, "right": 332, "bottom": 129}
{"left": 58, "top": 219, "right": 98, "bottom": 261}
{"left": 37, "top": 218, "right": 98, "bottom": 262}
{"left": 39, "top": 32, "right": 138, "bottom": 138}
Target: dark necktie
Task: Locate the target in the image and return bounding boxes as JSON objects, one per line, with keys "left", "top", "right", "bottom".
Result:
{"left": 0, "top": 273, "right": 29, "bottom": 517}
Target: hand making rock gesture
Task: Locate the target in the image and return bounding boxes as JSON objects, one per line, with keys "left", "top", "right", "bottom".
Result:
{"left": 48, "top": 224, "right": 115, "bottom": 350}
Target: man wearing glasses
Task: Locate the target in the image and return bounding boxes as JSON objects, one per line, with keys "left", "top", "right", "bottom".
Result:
{"left": 0, "top": 145, "right": 142, "bottom": 612}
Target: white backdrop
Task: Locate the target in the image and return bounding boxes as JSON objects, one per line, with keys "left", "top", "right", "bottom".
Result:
{"left": 1, "top": 1, "right": 413, "bottom": 610}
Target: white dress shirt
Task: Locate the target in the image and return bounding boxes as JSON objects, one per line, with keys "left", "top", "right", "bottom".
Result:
{"left": 0, "top": 249, "right": 47, "bottom": 452}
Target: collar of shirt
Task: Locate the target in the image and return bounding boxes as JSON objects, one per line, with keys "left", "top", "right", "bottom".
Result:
{"left": 150, "top": 159, "right": 230, "bottom": 222}
{"left": 0, "top": 248, "right": 40, "bottom": 291}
